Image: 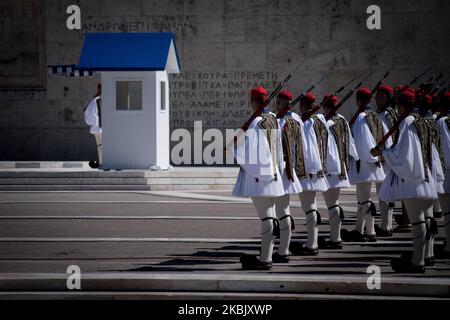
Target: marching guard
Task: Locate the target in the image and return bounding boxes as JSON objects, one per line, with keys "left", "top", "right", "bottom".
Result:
{"left": 436, "top": 92, "right": 450, "bottom": 259}
{"left": 230, "top": 68, "right": 449, "bottom": 274}
{"left": 273, "top": 90, "right": 304, "bottom": 263}
{"left": 372, "top": 90, "right": 441, "bottom": 273}
{"left": 232, "top": 87, "right": 285, "bottom": 270}
{"left": 321, "top": 94, "right": 359, "bottom": 249}
{"left": 289, "top": 93, "right": 341, "bottom": 255}
{"left": 417, "top": 91, "right": 446, "bottom": 220}
{"left": 343, "top": 88, "right": 386, "bottom": 242}
{"left": 374, "top": 85, "right": 398, "bottom": 236}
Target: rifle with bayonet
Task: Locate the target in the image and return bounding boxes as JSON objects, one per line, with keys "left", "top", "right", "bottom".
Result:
{"left": 350, "top": 67, "right": 431, "bottom": 128}
{"left": 325, "top": 70, "right": 379, "bottom": 121}
{"left": 372, "top": 67, "right": 432, "bottom": 150}
{"left": 224, "top": 59, "right": 307, "bottom": 151}
{"left": 347, "top": 70, "right": 389, "bottom": 125}
{"left": 276, "top": 72, "right": 332, "bottom": 118}
{"left": 431, "top": 79, "right": 447, "bottom": 94}
{"left": 300, "top": 73, "right": 362, "bottom": 122}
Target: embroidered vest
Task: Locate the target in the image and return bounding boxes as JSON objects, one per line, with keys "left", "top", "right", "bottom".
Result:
{"left": 282, "top": 116, "right": 306, "bottom": 181}
{"left": 413, "top": 115, "right": 432, "bottom": 181}
{"left": 311, "top": 115, "right": 328, "bottom": 176}
{"left": 425, "top": 117, "right": 445, "bottom": 172}
{"left": 258, "top": 113, "right": 280, "bottom": 180}
{"left": 365, "top": 110, "right": 384, "bottom": 164}
{"left": 329, "top": 115, "right": 350, "bottom": 180}
{"left": 383, "top": 107, "right": 398, "bottom": 144}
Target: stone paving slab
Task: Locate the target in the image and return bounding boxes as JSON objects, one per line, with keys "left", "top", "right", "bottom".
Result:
{"left": 0, "top": 189, "right": 448, "bottom": 299}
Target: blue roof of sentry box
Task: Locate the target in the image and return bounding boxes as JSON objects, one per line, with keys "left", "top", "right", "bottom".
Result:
{"left": 77, "top": 32, "right": 181, "bottom": 73}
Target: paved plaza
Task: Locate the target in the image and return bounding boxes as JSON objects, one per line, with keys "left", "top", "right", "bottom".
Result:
{"left": 0, "top": 187, "right": 449, "bottom": 299}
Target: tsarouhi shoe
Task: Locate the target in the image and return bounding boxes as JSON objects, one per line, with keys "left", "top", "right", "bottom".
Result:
{"left": 272, "top": 252, "right": 290, "bottom": 263}
{"left": 289, "top": 242, "right": 319, "bottom": 256}
{"left": 325, "top": 240, "right": 343, "bottom": 249}
{"left": 318, "top": 237, "right": 343, "bottom": 249}
{"left": 341, "top": 229, "right": 375, "bottom": 242}
{"left": 393, "top": 224, "right": 413, "bottom": 233}
{"left": 391, "top": 256, "right": 425, "bottom": 274}
{"left": 240, "top": 254, "right": 272, "bottom": 270}
{"left": 375, "top": 225, "right": 393, "bottom": 237}
{"left": 88, "top": 160, "right": 100, "bottom": 169}
{"left": 425, "top": 257, "right": 435, "bottom": 267}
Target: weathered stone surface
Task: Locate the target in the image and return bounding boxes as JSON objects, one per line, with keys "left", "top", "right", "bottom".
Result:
{"left": 225, "top": 43, "right": 266, "bottom": 71}
{"left": 0, "top": 0, "right": 25, "bottom": 17}
{"left": 267, "top": 0, "right": 308, "bottom": 15}
{"left": 143, "top": 0, "right": 184, "bottom": 16}
{"left": 308, "top": 0, "right": 352, "bottom": 15}
{"left": 266, "top": 42, "right": 307, "bottom": 71}
{"left": 38, "top": 128, "right": 96, "bottom": 160}
{"left": 46, "top": 76, "right": 80, "bottom": 101}
{"left": 46, "top": 0, "right": 101, "bottom": 17}
{"left": 17, "top": 99, "right": 59, "bottom": 127}
{"left": 46, "top": 17, "right": 82, "bottom": 43}
{"left": 246, "top": 15, "right": 288, "bottom": 42}
{"left": 100, "top": 0, "right": 142, "bottom": 17}
{"left": 0, "top": 0, "right": 448, "bottom": 161}
{"left": 223, "top": 16, "right": 246, "bottom": 42}
{"left": 224, "top": 0, "right": 266, "bottom": 16}
{"left": 183, "top": 43, "right": 225, "bottom": 71}
{"left": 0, "top": 128, "right": 39, "bottom": 160}
{"left": 58, "top": 99, "right": 86, "bottom": 128}
{"left": 0, "top": 100, "right": 19, "bottom": 127}
{"left": 184, "top": 0, "right": 225, "bottom": 16}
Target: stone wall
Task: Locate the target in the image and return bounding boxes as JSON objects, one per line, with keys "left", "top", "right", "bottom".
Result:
{"left": 0, "top": 0, "right": 449, "bottom": 162}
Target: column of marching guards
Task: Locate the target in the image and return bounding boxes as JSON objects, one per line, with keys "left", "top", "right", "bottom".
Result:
{"left": 233, "top": 85, "right": 450, "bottom": 273}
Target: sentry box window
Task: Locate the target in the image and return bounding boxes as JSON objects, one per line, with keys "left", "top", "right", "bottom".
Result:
{"left": 116, "top": 81, "right": 142, "bottom": 111}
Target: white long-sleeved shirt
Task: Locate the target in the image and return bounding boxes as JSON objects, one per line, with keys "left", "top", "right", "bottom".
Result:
{"left": 438, "top": 116, "right": 450, "bottom": 194}
{"left": 326, "top": 113, "right": 359, "bottom": 189}
{"left": 291, "top": 112, "right": 330, "bottom": 192}
{"left": 232, "top": 114, "right": 285, "bottom": 198}
{"left": 348, "top": 111, "right": 386, "bottom": 184}
{"left": 378, "top": 115, "right": 438, "bottom": 201}
{"left": 277, "top": 114, "right": 303, "bottom": 195}
{"left": 84, "top": 96, "right": 102, "bottom": 134}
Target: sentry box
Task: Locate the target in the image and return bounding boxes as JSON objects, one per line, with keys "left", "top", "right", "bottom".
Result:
{"left": 49, "top": 32, "right": 181, "bottom": 170}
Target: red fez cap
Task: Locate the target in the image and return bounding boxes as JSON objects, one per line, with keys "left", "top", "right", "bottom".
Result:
{"left": 441, "top": 92, "right": 450, "bottom": 106}
{"left": 405, "top": 87, "right": 416, "bottom": 98}
{"left": 423, "top": 94, "right": 433, "bottom": 106}
{"left": 277, "top": 90, "right": 293, "bottom": 101}
{"left": 302, "top": 92, "right": 316, "bottom": 105}
{"left": 251, "top": 87, "right": 268, "bottom": 99}
{"left": 356, "top": 87, "right": 373, "bottom": 101}
{"left": 397, "top": 90, "right": 415, "bottom": 106}
{"left": 444, "top": 92, "right": 450, "bottom": 100}
{"left": 377, "top": 85, "right": 393, "bottom": 97}
{"left": 322, "top": 93, "right": 338, "bottom": 107}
